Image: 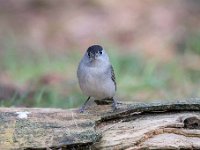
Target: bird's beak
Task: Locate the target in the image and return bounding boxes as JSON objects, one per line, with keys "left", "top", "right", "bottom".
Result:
{"left": 90, "top": 53, "right": 97, "bottom": 60}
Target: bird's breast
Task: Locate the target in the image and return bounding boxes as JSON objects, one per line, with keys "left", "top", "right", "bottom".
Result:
{"left": 78, "top": 65, "right": 115, "bottom": 99}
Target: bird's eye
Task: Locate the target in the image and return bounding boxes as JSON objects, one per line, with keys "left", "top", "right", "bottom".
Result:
{"left": 99, "top": 51, "right": 102, "bottom": 55}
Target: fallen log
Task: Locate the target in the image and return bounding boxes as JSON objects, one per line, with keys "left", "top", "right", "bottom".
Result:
{"left": 0, "top": 99, "right": 200, "bottom": 149}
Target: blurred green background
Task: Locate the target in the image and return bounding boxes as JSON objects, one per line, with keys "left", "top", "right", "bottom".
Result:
{"left": 0, "top": 0, "right": 200, "bottom": 108}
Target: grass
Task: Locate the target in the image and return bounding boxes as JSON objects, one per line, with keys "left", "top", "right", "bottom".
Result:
{"left": 1, "top": 43, "right": 200, "bottom": 108}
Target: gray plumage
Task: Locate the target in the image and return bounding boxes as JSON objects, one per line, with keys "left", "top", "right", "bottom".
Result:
{"left": 77, "top": 45, "right": 117, "bottom": 112}
{"left": 110, "top": 65, "right": 117, "bottom": 91}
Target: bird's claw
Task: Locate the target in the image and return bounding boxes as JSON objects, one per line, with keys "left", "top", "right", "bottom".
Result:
{"left": 111, "top": 99, "right": 118, "bottom": 111}
{"left": 78, "top": 106, "right": 85, "bottom": 113}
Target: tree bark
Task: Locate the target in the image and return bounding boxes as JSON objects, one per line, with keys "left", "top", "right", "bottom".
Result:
{"left": 0, "top": 99, "right": 200, "bottom": 149}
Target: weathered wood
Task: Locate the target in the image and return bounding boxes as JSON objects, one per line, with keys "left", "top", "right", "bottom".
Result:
{"left": 0, "top": 99, "right": 200, "bottom": 149}
{"left": 94, "top": 112, "right": 200, "bottom": 149}
{"left": 0, "top": 108, "right": 101, "bottom": 149}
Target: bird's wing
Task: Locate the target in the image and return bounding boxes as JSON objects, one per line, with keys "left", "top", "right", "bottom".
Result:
{"left": 111, "top": 65, "right": 117, "bottom": 91}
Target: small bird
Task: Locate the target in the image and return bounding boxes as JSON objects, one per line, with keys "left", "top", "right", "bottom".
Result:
{"left": 77, "top": 45, "right": 117, "bottom": 112}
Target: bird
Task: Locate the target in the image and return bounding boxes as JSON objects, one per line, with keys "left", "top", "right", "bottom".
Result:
{"left": 77, "top": 45, "right": 117, "bottom": 112}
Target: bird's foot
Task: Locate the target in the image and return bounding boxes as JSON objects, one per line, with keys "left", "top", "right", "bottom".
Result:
{"left": 78, "top": 106, "right": 85, "bottom": 113}
{"left": 111, "top": 99, "right": 118, "bottom": 111}
{"left": 78, "top": 96, "right": 91, "bottom": 113}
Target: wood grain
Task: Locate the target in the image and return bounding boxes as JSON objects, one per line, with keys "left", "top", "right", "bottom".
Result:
{"left": 0, "top": 99, "right": 200, "bottom": 149}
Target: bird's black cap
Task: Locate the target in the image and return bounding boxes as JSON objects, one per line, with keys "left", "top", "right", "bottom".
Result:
{"left": 87, "top": 45, "right": 103, "bottom": 55}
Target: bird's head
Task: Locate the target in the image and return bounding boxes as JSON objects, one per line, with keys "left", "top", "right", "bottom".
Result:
{"left": 87, "top": 45, "right": 103, "bottom": 60}
{"left": 85, "top": 45, "right": 109, "bottom": 63}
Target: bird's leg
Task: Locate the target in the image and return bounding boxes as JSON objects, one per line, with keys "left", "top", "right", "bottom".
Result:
{"left": 111, "top": 98, "right": 118, "bottom": 111}
{"left": 79, "top": 96, "right": 91, "bottom": 113}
